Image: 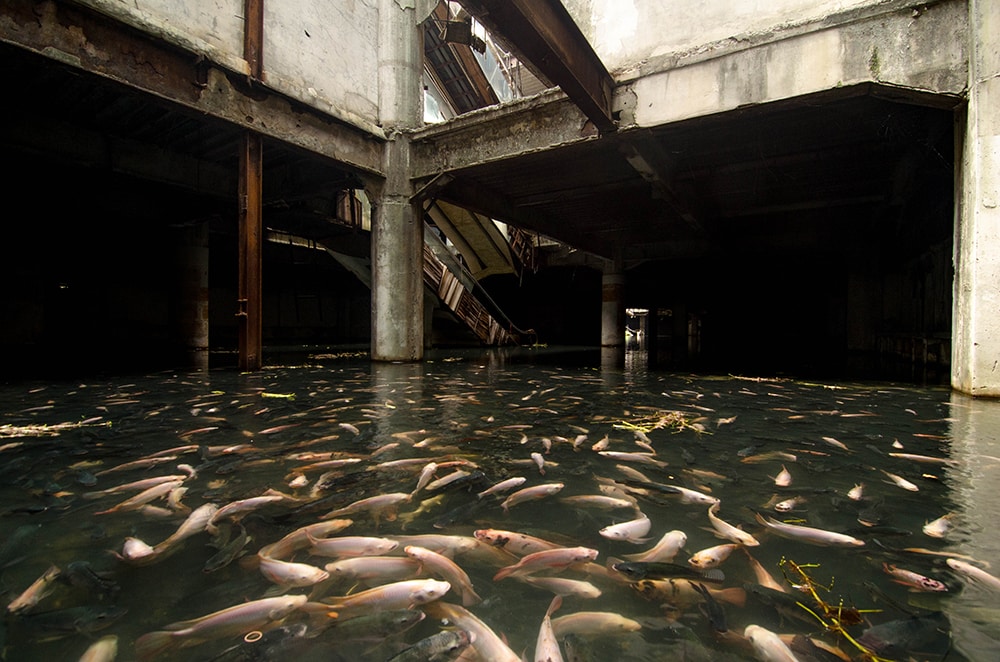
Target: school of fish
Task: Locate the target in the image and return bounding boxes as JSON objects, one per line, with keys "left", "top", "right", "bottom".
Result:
{"left": 0, "top": 361, "right": 997, "bottom": 662}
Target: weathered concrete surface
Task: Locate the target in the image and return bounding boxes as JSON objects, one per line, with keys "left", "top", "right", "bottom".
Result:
{"left": 601, "top": 250, "right": 625, "bottom": 348}
{"left": 953, "top": 0, "right": 1000, "bottom": 397}
{"left": 564, "top": 0, "right": 893, "bottom": 77}
{"left": 75, "top": 0, "right": 383, "bottom": 136}
{"left": 410, "top": 90, "right": 598, "bottom": 178}
{"left": 371, "top": 0, "right": 425, "bottom": 361}
{"left": 618, "top": 0, "right": 967, "bottom": 128}
{"left": 0, "top": 1, "right": 385, "bottom": 176}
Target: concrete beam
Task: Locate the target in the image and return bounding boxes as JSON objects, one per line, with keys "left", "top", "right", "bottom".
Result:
{"left": 0, "top": 0, "right": 384, "bottom": 176}
{"left": 410, "top": 89, "right": 599, "bottom": 177}
{"left": 457, "top": 0, "right": 616, "bottom": 134}
{"left": 619, "top": 0, "right": 967, "bottom": 129}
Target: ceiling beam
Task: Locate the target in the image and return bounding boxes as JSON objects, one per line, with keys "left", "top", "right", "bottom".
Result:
{"left": 457, "top": 0, "right": 617, "bottom": 134}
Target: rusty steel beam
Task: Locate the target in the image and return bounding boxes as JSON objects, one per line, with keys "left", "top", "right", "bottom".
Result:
{"left": 244, "top": 0, "right": 264, "bottom": 79}
{"left": 457, "top": 0, "right": 616, "bottom": 134}
{"left": 0, "top": 0, "right": 383, "bottom": 175}
{"left": 238, "top": 132, "right": 263, "bottom": 372}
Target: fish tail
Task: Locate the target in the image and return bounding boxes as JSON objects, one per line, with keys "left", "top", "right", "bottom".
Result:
{"left": 462, "top": 588, "right": 483, "bottom": 606}
{"left": 493, "top": 566, "right": 516, "bottom": 581}
{"left": 134, "top": 630, "right": 176, "bottom": 661}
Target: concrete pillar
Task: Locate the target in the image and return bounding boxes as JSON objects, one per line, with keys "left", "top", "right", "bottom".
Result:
{"left": 601, "top": 247, "right": 625, "bottom": 347}
{"left": 174, "top": 221, "right": 209, "bottom": 370}
{"left": 953, "top": 0, "right": 1000, "bottom": 397}
{"left": 371, "top": 0, "right": 425, "bottom": 362}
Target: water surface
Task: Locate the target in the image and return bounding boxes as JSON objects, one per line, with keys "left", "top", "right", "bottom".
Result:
{"left": 1, "top": 347, "right": 998, "bottom": 661}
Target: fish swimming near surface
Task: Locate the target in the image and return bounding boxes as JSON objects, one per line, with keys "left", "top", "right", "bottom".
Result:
{"left": 945, "top": 558, "right": 1000, "bottom": 591}
{"left": 478, "top": 476, "right": 527, "bottom": 499}
{"left": 753, "top": 513, "right": 865, "bottom": 547}
{"left": 386, "top": 628, "right": 474, "bottom": 662}
{"left": 534, "top": 595, "right": 564, "bottom": 662}
{"left": 708, "top": 503, "right": 760, "bottom": 546}
{"left": 134, "top": 595, "right": 308, "bottom": 660}
{"left": 549, "top": 611, "right": 643, "bottom": 639}
{"left": 922, "top": 513, "right": 953, "bottom": 538}
{"left": 882, "top": 563, "right": 948, "bottom": 592}
{"left": 599, "top": 514, "right": 651, "bottom": 544}
{"left": 500, "top": 483, "right": 565, "bottom": 512}
{"left": 744, "top": 624, "right": 799, "bottom": 662}
{"left": 493, "top": 547, "right": 599, "bottom": 581}
{"left": 423, "top": 600, "right": 520, "bottom": 662}
{"left": 321, "top": 578, "right": 452, "bottom": 617}
{"left": 622, "top": 529, "right": 687, "bottom": 563}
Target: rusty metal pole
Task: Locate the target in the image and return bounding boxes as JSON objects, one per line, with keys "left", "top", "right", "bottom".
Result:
{"left": 238, "top": 0, "right": 264, "bottom": 371}
{"left": 238, "top": 133, "right": 263, "bottom": 371}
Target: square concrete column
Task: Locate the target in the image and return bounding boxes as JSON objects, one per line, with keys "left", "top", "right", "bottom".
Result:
{"left": 371, "top": 0, "right": 427, "bottom": 361}
{"left": 601, "top": 247, "right": 625, "bottom": 347}
{"left": 953, "top": 0, "right": 1000, "bottom": 396}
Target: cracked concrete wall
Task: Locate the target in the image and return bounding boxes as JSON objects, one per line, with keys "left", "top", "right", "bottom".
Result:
{"left": 563, "top": 0, "right": 945, "bottom": 79}
{"left": 76, "top": 0, "right": 381, "bottom": 133}
{"left": 611, "top": 0, "right": 966, "bottom": 128}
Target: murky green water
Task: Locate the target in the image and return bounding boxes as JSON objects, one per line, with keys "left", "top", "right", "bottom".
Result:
{"left": 2, "top": 347, "right": 999, "bottom": 661}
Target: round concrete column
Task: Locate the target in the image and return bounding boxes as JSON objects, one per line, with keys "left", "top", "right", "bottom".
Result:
{"left": 601, "top": 272, "right": 626, "bottom": 347}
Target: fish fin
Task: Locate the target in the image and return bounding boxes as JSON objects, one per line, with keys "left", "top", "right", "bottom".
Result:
{"left": 546, "top": 595, "right": 563, "bottom": 618}
{"left": 134, "top": 630, "right": 175, "bottom": 661}
{"left": 702, "top": 569, "right": 725, "bottom": 583}
{"left": 493, "top": 566, "right": 515, "bottom": 581}
{"left": 716, "top": 587, "right": 746, "bottom": 608}
{"left": 462, "top": 588, "right": 483, "bottom": 607}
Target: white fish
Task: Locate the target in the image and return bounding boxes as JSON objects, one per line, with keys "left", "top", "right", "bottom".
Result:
{"left": 667, "top": 485, "right": 719, "bottom": 506}
{"left": 519, "top": 576, "right": 602, "bottom": 599}
{"left": 477, "top": 476, "right": 527, "bottom": 499}
{"left": 946, "top": 558, "right": 1000, "bottom": 591}
{"left": 322, "top": 579, "right": 452, "bottom": 616}
{"left": 881, "top": 469, "right": 919, "bottom": 492}
{"left": 598, "top": 451, "right": 667, "bottom": 468}
{"left": 599, "top": 514, "right": 651, "bottom": 544}
{"left": 549, "top": 612, "right": 642, "bottom": 639}
{"left": 688, "top": 543, "right": 739, "bottom": 569}
{"left": 534, "top": 596, "right": 564, "bottom": 662}
{"left": 559, "top": 494, "right": 637, "bottom": 511}
{"left": 79, "top": 634, "right": 118, "bottom": 662}
{"left": 773, "top": 496, "right": 806, "bottom": 513}
{"left": 308, "top": 535, "right": 399, "bottom": 558}
{"left": 531, "top": 452, "right": 546, "bottom": 475}
{"left": 6, "top": 564, "right": 61, "bottom": 614}
{"left": 411, "top": 462, "right": 438, "bottom": 495}
{"left": 923, "top": 513, "right": 953, "bottom": 538}
{"left": 134, "top": 595, "right": 308, "bottom": 660}
{"left": 820, "top": 436, "right": 849, "bottom": 451}
{"left": 257, "top": 555, "right": 329, "bottom": 587}
{"left": 744, "top": 624, "right": 799, "bottom": 662}
{"left": 773, "top": 465, "right": 792, "bottom": 487}
{"left": 501, "top": 483, "right": 564, "bottom": 512}
{"left": 707, "top": 503, "right": 760, "bottom": 546}
{"left": 847, "top": 483, "right": 864, "bottom": 501}
{"left": 623, "top": 530, "right": 687, "bottom": 563}
{"left": 754, "top": 513, "right": 865, "bottom": 547}
{"left": 404, "top": 545, "right": 481, "bottom": 607}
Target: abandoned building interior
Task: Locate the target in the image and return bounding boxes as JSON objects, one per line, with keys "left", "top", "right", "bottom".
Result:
{"left": 1, "top": 0, "right": 997, "bottom": 396}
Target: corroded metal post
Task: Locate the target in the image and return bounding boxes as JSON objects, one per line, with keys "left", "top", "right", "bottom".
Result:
{"left": 238, "top": 132, "right": 263, "bottom": 371}
{"left": 237, "top": 0, "right": 264, "bottom": 371}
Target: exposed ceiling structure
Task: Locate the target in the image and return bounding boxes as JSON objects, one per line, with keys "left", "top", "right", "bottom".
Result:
{"left": 1, "top": 0, "right": 959, "bottom": 279}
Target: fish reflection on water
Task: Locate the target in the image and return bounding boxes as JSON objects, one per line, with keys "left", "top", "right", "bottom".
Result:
{"left": 1, "top": 354, "right": 999, "bottom": 661}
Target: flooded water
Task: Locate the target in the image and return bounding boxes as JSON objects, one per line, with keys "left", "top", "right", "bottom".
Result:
{"left": 2, "top": 346, "right": 999, "bottom": 661}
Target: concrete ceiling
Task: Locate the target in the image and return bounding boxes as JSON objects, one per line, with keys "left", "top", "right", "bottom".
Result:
{"left": 423, "top": 84, "right": 958, "bottom": 267}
